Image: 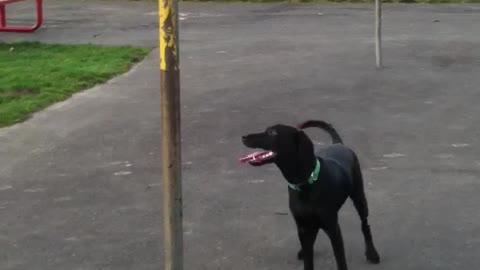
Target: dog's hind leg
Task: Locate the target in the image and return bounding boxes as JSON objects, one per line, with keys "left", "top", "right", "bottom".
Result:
{"left": 350, "top": 158, "right": 380, "bottom": 264}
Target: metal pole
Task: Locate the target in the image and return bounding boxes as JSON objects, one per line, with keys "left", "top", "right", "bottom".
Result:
{"left": 375, "top": 0, "right": 382, "bottom": 68}
{"left": 159, "top": 0, "right": 183, "bottom": 269}
{"left": 0, "top": 4, "right": 6, "bottom": 28}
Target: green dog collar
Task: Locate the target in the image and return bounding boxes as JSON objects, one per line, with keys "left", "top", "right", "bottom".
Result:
{"left": 288, "top": 159, "right": 321, "bottom": 191}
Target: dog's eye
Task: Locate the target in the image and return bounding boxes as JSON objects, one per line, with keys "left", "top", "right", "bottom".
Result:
{"left": 267, "top": 129, "right": 277, "bottom": 136}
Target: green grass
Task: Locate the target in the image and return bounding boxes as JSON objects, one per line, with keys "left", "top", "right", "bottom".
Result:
{"left": 0, "top": 42, "right": 150, "bottom": 127}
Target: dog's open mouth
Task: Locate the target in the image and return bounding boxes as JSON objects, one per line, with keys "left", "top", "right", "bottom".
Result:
{"left": 239, "top": 150, "right": 277, "bottom": 165}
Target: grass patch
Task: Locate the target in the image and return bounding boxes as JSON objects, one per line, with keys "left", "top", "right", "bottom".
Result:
{"left": 0, "top": 42, "right": 150, "bottom": 127}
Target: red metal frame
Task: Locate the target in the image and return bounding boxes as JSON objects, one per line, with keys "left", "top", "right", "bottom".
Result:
{"left": 0, "top": 0, "right": 43, "bottom": 32}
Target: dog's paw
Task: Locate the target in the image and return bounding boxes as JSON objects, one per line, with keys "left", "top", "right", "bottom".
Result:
{"left": 366, "top": 249, "right": 380, "bottom": 264}
{"left": 297, "top": 250, "right": 304, "bottom": 261}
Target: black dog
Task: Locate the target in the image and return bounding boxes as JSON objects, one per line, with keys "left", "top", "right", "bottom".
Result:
{"left": 241, "top": 120, "right": 380, "bottom": 270}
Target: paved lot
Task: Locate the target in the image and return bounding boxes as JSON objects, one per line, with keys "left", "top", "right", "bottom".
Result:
{"left": 1, "top": 1, "right": 480, "bottom": 269}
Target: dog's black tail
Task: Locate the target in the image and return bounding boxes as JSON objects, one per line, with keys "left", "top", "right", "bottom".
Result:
{"left": 297, "top": 120, "right": 343, "bottom": 144}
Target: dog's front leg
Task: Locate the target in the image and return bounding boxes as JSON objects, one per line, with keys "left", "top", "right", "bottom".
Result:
{"left": 325, "top": 222, "right": 348, "bottom": 270}
{"left": 297, "top": 226, "right": 318, "bottom": 270}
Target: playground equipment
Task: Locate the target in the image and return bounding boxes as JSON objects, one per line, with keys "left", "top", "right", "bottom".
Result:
{"left": 0, "top": 0, "right": 43, "bottom": 32}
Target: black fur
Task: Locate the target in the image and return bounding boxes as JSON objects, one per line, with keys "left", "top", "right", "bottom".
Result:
{"left": 242, "top": 120, "right": 380, "bottom": 270}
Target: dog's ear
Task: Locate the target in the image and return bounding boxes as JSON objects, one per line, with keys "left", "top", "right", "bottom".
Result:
{"left": 295, "top": 130, "right": 314, "bottom": 154}
{"left": 295, "top": 130, "right": 315, "bottom": 177}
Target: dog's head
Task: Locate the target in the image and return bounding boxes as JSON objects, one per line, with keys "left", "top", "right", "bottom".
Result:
{"left": 240, "top": 124, "right": 314, "bottom": 169}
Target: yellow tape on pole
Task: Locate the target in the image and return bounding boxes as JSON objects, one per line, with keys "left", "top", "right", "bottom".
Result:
{"left": 159, "top": 0, "right": 179, "bottom": 71}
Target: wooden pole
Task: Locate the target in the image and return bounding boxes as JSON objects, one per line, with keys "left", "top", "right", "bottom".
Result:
{"left": 375, "top": 0, "right": 382, "bottom": 68}
{"left": 159, "top": 0, "right": 183, "bottom": 269}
